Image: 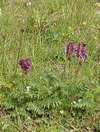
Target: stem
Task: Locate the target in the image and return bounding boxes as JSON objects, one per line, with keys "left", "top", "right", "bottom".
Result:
{"left": 14, "top": 29, "right": 24, "bottom": 75}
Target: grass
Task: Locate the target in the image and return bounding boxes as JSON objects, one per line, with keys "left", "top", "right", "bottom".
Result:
{"left": 0, "top": 0, "right": 100, "bottom": 131}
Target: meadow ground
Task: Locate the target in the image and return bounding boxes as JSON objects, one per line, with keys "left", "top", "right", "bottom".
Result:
{"left": 0, "top": 0, "right": 100, "bottom": 131}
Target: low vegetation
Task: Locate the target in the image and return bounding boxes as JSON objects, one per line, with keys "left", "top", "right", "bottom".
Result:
{"left": 0, "top": 0, "right": 100, "bottom": 131}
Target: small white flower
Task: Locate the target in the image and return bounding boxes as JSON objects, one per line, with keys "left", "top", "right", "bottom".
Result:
{"left": 26, "top": 86, "right": 31, "bottom": 92}
{"left": 78, "top": 99, "right": 82, "bottom": 102}
{"left": 27, "top": 116, "right": 31, "bottom": 120}
{"left": 26, "top": 1, "right": 32, "bottom": 6}
{"left": 60, "top": 110, "right": 64, "bottom": 114}
{"left": 73, "top": 101, "right": 76, "bottom": 104}
{"left": 71, "top": 102, "right": 73, "bottom": 105}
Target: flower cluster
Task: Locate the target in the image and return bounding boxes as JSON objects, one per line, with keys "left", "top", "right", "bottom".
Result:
{"left": 18, "top": 58, "right": 32, "bottom": 73}
{"left": 77, "top": 42, "right": 88, "bottom": 62}
{"left": 65, "top": 42, "right": 78, "bottom": 60}
{"left": 65, "top": 42, "right": 88, "bottom": 63}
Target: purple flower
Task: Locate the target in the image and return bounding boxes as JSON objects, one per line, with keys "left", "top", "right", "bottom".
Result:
{"left": 73, "top": 44, "right": 78, "bottom": 55}
{"left": 18, "top": 58, "right": 32, "bottom": 72}
{"left": 65, "top": 41, "right": 88, "bottom": 63}
{"left": 65, "top": 42, "right": 78, "bottom": 60}
{"left": 77, "top": 42, "right": 88, "bottom": 62}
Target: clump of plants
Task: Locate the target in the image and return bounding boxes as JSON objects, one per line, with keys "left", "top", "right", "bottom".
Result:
{"left": 0, "top": 0, "right": 100, "bottom": 131}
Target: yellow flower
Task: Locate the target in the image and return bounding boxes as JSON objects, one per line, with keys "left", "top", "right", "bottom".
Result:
{"left": 94, "top": 36, "right": 98, "bottom": 40}
{"left": 95, "top": 2, "right": 100, "bottom": 8}
{"left": 68, "top": 26, "right": 72, "bottom": 30}
{"left": 82, "top": 21, "right": 87, "bottom": 26}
